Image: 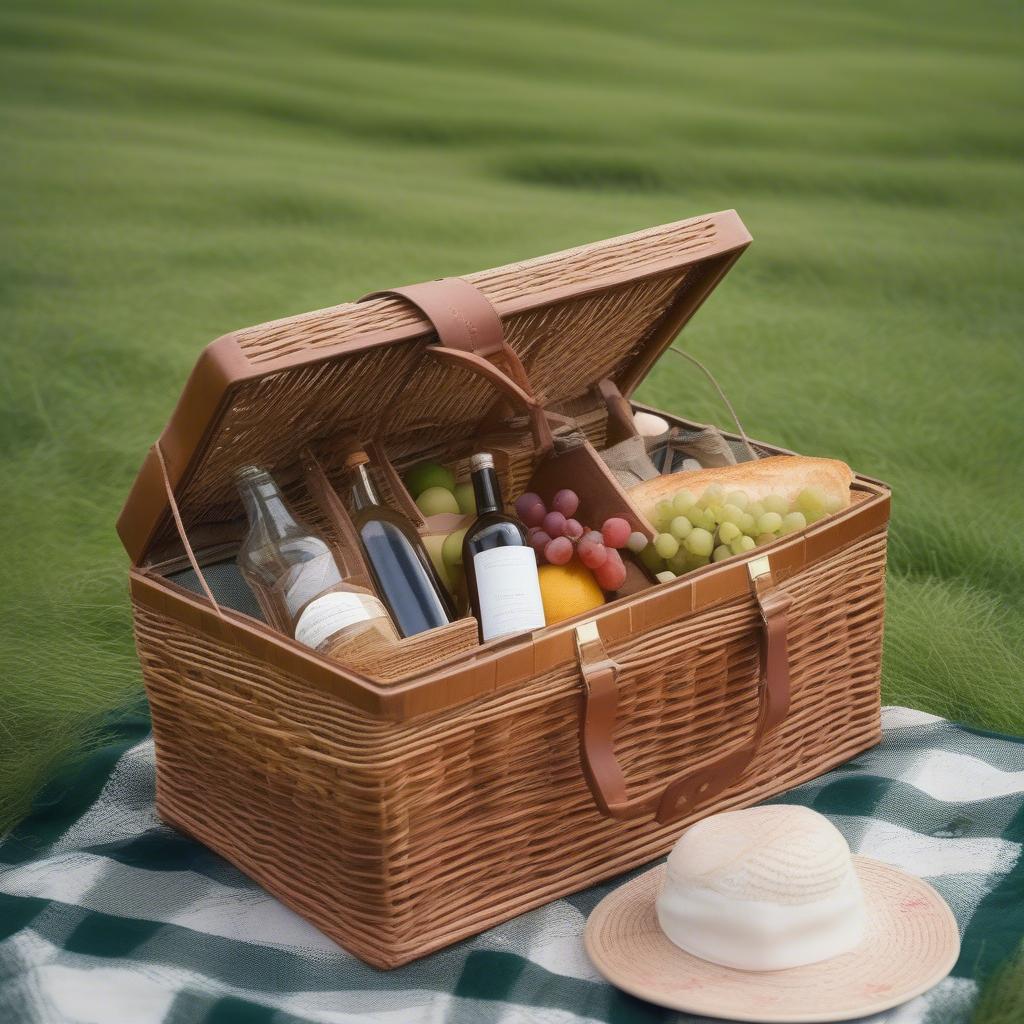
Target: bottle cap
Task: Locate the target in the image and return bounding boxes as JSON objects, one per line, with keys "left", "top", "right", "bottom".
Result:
{"left": 470, "top": 452, "right": 495, "bottom": 472}
{"left": 344, "top": 450, "right": 371, "bottom": 470}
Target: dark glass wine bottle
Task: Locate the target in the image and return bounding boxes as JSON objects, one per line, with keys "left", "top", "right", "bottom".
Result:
{"left": 462, "top": 453, "right": 545, "bottom": 642}
{"left": 345, "top": 450, "right": 455, "bottom": 637}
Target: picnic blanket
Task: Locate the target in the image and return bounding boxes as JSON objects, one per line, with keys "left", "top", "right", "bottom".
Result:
{"left": 1, "top": 705, "right": 1021, "bottom": 1024}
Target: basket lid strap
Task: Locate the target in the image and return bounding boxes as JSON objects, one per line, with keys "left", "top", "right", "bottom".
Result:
{"left": 154, "top": 440, "right": 227, "bottom": 621}
{"left": 361, "top": 278, "right": 553, "bottom": 454}
{"left": 363, "top": 277, "right": 505, "bottom": 358}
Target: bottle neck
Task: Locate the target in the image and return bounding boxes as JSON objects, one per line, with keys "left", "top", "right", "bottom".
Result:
{"left": 350, "top": 463, "right": 381, "bottom": 513}
{"left": 472, "top": 465, "right": 502, "bottom": 516}
{"left": 237, "top": 474, "right": 300, "bottom": 541}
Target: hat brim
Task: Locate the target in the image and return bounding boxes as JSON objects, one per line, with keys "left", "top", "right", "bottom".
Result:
{"left": 584, "top": 856, "right": 960, "bottom": 1023}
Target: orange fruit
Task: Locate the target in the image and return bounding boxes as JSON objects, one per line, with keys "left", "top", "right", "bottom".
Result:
{"left": 537, "top": 560, "right": 605, "bottom": 625}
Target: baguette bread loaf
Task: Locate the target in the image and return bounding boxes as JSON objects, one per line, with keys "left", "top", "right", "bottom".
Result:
{"left": 629, "top": 455, "right": 853, "bottom": 518}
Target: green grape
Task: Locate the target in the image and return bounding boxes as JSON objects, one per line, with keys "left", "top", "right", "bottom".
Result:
{"left": 730, "top": 535, "right": 756, "bottom": 555}
{"left": 740, "top": 512, "right": 757, "bottom": 535}
{"left": 725, "top": 490, "right": 749, "bottom": 510}
{"left": 719, "top": 503, "right": 744, "bottom": 526}
{"left": 669, "top": 516, "right": 693, "bottom": 540}
{"left": 654, "top": 532, "right": 679, "bottom": 559}
{"left": 685, "top": 527, "right": 714, "bottom": 558}
{"left": 762, "top": 494, "right": 788, "bottom": 516}
{"left": 712, "top": 544, "right": 732, "bottom": 562}
{"left": 756, "top": 512, "right": 783, "bottom": 534}
{"left": 702, "top": 483, "right": 725, "bottom": 506}
{"left": 672, "top": 490, "right": 696, "bottom": 514}
{"left": 685, "top": 507, "right": 705, "bottom": 527}
{"left": 640, "top": 543, "right": 666, "bottom": 573}
{"left": 781, "top": 511, "right": 807, "bottom": 534}
{"left": 718, "top": 521, "right": 741, "bottom": 543}
{"left": 825, "top": 494, "right": 844, "bottom": 515}
{"left": 667, "top": 550, "right": 690, "bottom": 574}
{"left": 688, "top": 553, "right": 711, "bottom": 569}
{"left": 747, "top": 501, "right": 765, "bottom": 521}
{"left": 797, "top": 487, "right": 827, "bottom": 518}
{"left": 706, "top": 503, "right": 725, "bottom": 524}
{"left": 701, "top": 509, "right": 718, "bottom": 532}
{"left": 805, "top": 509, "right": 826, "bottom": 524}
{"left": 654, "top": 500, "right": 675, "bottom": 530}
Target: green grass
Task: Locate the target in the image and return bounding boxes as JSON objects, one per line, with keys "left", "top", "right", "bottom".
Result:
{"left": 1, "top": 0, "right": 1021, "bottom": 1000}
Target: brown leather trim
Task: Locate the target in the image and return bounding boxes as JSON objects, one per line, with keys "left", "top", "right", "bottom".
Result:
{"left": 117, "top": 212, "right": 752, "bottom": 565}
{"left": 425, "top": 346, "right": 538, "bottom": 413}
{"left": 364, "top": 278, "right": 554, "bottom": 455}
{"left": 362, "top": 279, "right": 506, "bottom": 357}
{"left": 576, "top": 641, "right": 630, "bottom": 817}
{"left": 116, "top": 334, "right": 256, "bottom": 564}
{"left": 129, "top": 460, "right": 889, "bottom": 723}
{"left": 575, "top": 566, "right": 793, "bottom": 824}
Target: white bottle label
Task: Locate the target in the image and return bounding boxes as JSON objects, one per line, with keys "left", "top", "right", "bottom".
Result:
{"left": 473, "top": 545, "right": 545, "bottom": 642}
{"left": 294, "top": 591, "right": 382, "bottom": 650}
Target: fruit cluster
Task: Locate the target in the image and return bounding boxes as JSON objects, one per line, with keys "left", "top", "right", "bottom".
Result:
{"left": 637, "top": 485, "right": 842, "bottom": 581}
{"left": 404, "top": 461, "right": 476, "bottom": 517}
{"left": 514, "top": 489, "right": 630, "bottom": 592}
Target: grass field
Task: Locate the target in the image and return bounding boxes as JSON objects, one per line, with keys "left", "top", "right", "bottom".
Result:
{"left": 2, "top": 0, "right": 1022, "bottom": 999}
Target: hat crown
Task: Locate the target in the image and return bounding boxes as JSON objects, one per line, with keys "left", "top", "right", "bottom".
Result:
{"left": 667, "top": 805, "right": 853, "bottom": 906}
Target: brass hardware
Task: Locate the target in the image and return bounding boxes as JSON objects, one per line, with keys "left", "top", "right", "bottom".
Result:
{"left": 747, "top": 555, "right": 771, "bottom": 582}
{"left": 574, "top": 620, "right": 599, "bottom": 651}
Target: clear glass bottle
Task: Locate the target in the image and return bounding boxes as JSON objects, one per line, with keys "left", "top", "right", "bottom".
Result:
{"left": 235, "top": 466, "right": 399, "bottom": 658}
{"left": 345, "top": 450, "right": 455, "bottom": 637}
{"left": 462, "top": 452, "right": 545, "bottom": 642}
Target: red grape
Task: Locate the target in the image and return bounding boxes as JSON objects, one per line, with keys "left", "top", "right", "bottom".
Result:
{"left": 552, "top": 489, "right": 580, "bottom": 517}
{"left": 601, "top": 517, "right": 631, "bottom": 549}
{"left": 578, "top": 538, "right": 608, "bottom": 569}
{"left": 544, "top": 536, "right": 574, "bottom": 565}
{"left": 542, "top": 510, "right": 567, "bottom": 538}
{"left": 528, "top": 529, "right": 551, "bottom": 556}
{"left": 594, "top": 548, "right": 627, "bottom": 591}
{"left": 515, "top": 492, "right": 547, "bottom": 528}
{"left": 582, "top": 529, "right": 604, "bottom": 547}
{"left": 563, "top": 518, "right": 584, "bottom": 540}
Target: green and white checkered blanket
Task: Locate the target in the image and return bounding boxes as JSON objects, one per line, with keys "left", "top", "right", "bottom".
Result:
{"left": 1, "top": 706, "right": 1021, "bottom": 1024}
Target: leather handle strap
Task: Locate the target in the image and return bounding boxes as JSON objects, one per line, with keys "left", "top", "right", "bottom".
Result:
{"left": 575, "top": 557, "right": 792, "bottom": 825}
{"left": 361, "top": 278, "right": 553, "bottom": 454}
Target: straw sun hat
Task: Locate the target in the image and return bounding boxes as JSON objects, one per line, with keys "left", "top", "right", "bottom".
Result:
{"left": 585, "top": 806, "right": 959, "bottom": 1022}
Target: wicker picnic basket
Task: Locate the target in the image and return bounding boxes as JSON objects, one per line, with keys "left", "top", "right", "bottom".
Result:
{"left": 117, "top": 210, "right": 890, "bottom": 969}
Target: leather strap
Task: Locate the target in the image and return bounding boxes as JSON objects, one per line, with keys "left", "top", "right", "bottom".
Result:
{"left": 154, "top": 441, "right": 226, "bottom": 621}
{"left": 362, "top": 278, "right": 553, "bottom": 454}
{"left": 576, "top": 559, "right": 792, "bottom": 824}
{"left": 365, "top": 278, "right": 506, "bottom": 358}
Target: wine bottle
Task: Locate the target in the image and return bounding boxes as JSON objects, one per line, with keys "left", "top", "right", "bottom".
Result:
{"left": 462, "top": 453, "right": 545, "bottom": 642}
{"left": 234, "top": 466, "right": 400, "bottom": 658}
{"left": 345, "top": 450, "right": 455, "bottom": 637}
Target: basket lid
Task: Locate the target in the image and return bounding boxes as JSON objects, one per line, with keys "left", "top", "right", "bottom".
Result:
{"left": 118, "top": 209, "right": 751, "bottom": 564}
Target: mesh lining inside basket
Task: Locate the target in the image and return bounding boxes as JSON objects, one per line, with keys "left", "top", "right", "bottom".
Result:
{"left": 168, "top": 560, "right": 265, "bottom": 622}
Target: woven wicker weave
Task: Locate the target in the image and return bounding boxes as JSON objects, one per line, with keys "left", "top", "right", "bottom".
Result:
{"left": 120, "top": 210, "right": 890, "bottom": 968}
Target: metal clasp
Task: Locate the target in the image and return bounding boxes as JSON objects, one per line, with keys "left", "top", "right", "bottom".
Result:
{"left": 747, "top": 554, "right": 772, "bottom": 582}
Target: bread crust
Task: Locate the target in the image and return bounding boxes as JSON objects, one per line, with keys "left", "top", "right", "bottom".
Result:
{"left": 628, "top": 455, "right": 853, "bottom": 513}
